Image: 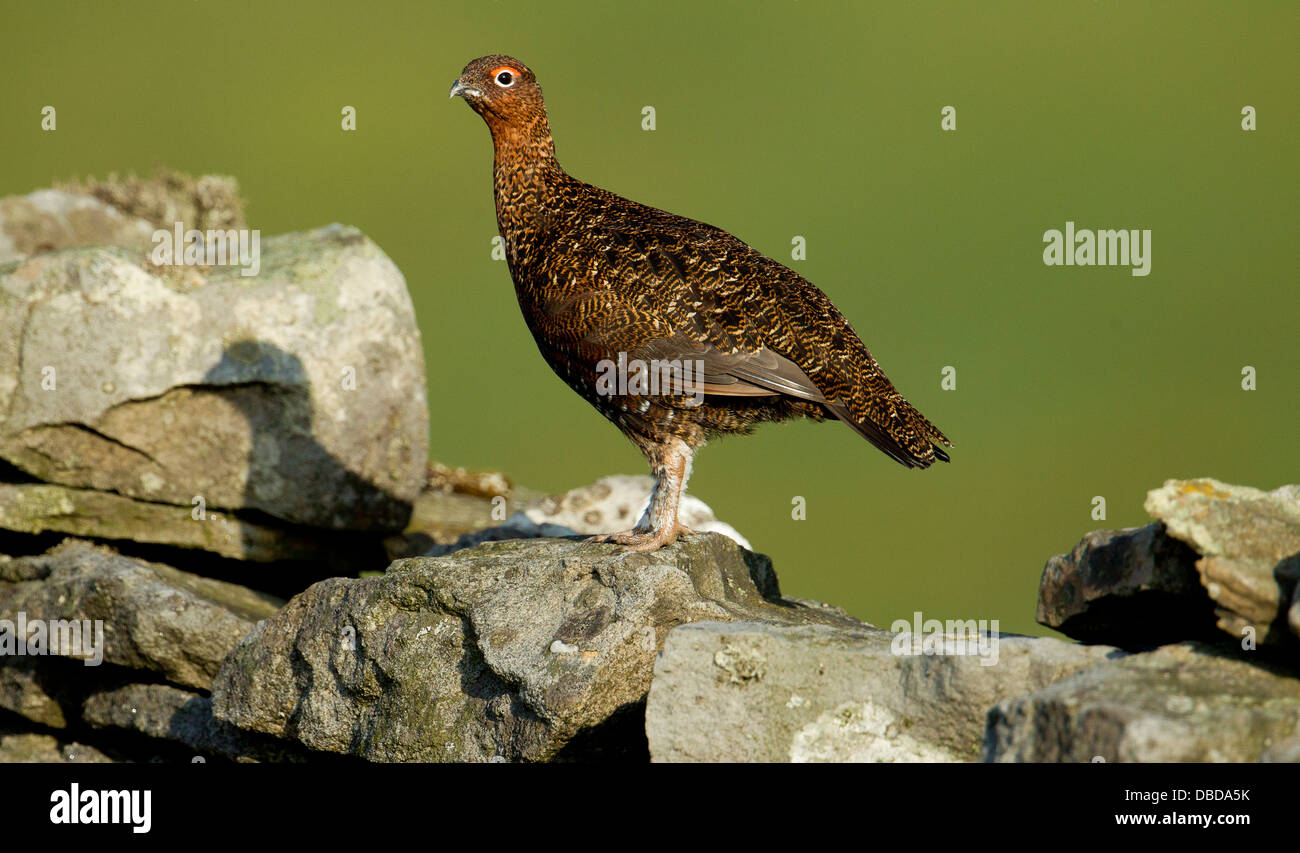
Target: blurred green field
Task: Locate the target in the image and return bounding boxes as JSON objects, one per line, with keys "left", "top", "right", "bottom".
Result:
{"left": 3, "top": 1, "right": 1296, "bottom": 635}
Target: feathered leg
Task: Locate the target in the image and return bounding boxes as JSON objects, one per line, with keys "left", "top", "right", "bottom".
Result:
{"left": 588, "top": 437, "right": 696, "bottom": 552}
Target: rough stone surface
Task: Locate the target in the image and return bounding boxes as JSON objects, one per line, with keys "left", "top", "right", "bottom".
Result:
{"left": 0, "top": 540, "right": 281, "bottom": 689}
{"left": 1145, "top": 479, "right": 1300, "bottom": 645}
{"left": 984, "top": 642, "right": 1300, "bottom": 762}
{"left": 524, "top": 475, "right": 752, "bottom": 549}
{"left": 81, "top": 683, "right": 307, "bottom": 762}
{"left": 0, "top": 665, "right": 65, "bottom": 727}
{"left": 646, "top": 620, "right": 1118, "bottom": 762}
{"left": 0, "top": 724, "right": 113, "bottom": 763}
{"left": 0, "top": 482, "right": 351, "bottom": 563}
{"left": 419, "top": 512, "right": 577, "bottom": 557}
{"left": 1037, "top": 523, "right": 1218, "bottom": 645}
{"left": 0, "top": 224, "right": 428, "bottom": 532}
{"left": 0, "top": 656, "right": 94, "bottom": 728}
{"left": 213, "top": 533, "right": 859, "bottom": 762}
{"left": 0, "top": 189, "right": 155, "bottom": 265}
{"left": 1260, "top": 734, "right": 1300, "bottom": 762}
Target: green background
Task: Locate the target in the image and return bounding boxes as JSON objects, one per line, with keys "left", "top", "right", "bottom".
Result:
{"left": 3, "top": 1, "right": 1296, "bottom": 635}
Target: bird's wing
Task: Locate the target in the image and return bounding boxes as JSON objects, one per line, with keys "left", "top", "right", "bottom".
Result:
{"left": 533, "top": 285, "right": 811, "bottom": 398}
{"left": 630, "top": 334, "right": 824, "bottom": 400}
{"left": 565, "top": 212, "right": 950, "bottom": 467}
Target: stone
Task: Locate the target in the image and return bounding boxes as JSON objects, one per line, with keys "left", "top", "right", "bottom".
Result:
{"left": 0, "top": 189, "right": 155, "bottom": 265}
{"left": 52, "top": 170, "right": 246, "bottom": 243}
{"left": 1260, "top": 734, "right": 1300, "bottom": 762}
{"left": 984, "top": 642, "right": 1300, "bottom": 762}
{"left": 0, "top": 224, "right": 428, "bottom": 532}
{"left": 1037, "top": 523, "right": 1218, "bottom": 645}
{"left": 212, "top": 533, "right": 858, "bottom": 762}
{"left": 646, "top": 620, "right": 1118, "bottom": 762}
{"left": 81, "top": 683, "right": 307, "bottom": 762}
{"left": 0, "top": 724, "right": 113, "bottom": 763}
{"left": 0, "top": 482, "right": 356, "bottom": 563}
{"left": 420, "top": 512, "right": 577, "bottom": 557}
{"left": 0, "top": 540, "right": 281, "bottom": 689}
{"left": 0, "top": 655, "right": 98, "bottom": 728}
{"left": 1145, "top": 479, "right": 1300, "bottom": 645}
{"left": 524, "top": 474, "right": 751, "bottom": 549}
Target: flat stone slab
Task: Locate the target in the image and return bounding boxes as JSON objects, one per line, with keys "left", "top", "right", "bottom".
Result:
{"left": 646, "top": 620, "right": 1118, "bottom": 762}
{"left": 0, "top": 540, "right": 281, "bottom": 689}
{"left": 984, "top": 642, "right": 1300, "bottom": 762}
{"left": 0, "top": 482, "right": 352, "bottom": 563}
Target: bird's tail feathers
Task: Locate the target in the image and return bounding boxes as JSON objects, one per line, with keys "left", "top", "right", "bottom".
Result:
{"left": 827, "top": 397, "right": 951, "bottom": 469}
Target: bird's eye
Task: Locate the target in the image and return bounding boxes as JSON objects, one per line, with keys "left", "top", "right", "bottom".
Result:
{"left": 494, "top": 69, "right": 515, "bottom": 87}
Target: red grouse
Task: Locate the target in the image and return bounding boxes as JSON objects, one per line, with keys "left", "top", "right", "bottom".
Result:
{"left": 450, "top": 55, "right": 950, "bottom": 551}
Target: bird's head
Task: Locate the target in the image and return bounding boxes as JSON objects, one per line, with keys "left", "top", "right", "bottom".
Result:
{"left": 449, "top": 55, "right": 545, "bottom": 128}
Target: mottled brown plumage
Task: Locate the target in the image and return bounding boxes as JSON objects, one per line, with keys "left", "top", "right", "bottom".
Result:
{"left": 451, "top": 55, "right": 951, "bottom": 550}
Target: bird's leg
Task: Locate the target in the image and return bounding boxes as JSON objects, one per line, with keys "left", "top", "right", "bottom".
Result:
{"left": 587, "top": 438, "right": 696, "bottom": 552}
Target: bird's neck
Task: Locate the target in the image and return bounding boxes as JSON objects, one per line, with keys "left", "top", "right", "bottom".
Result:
{"left": 489, "top": 116, "right": 567, "bottom": 231}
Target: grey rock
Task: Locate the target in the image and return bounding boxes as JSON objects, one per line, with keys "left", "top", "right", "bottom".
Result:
{"left": 0, "top": 659, "right": 66, "bottom": 727}
{"left": 984, "top": 643, "right": 1300, "bottom": 762}
{"left": 0, "top": 224, "right": 428, "bottom": 532}
{"left": 1037, "top": 523, "right": 1218, "bottom": 645}
{"left": 212, "top": 533, "right": 858, "bottom": 762}
{"left": 0, "top": 540, "right": 281, "bottom": 688}
{"left": 646, "top": 620, "right": 1118, "bottom": 762}
{"left": 0, "top": 482, "right": 358, "bottom": 563}
{"left": 0, "top": 189, "right": 155, "bottom": 265}
{"left": 421, "top": 512, "right": 577, "bottom": 557}
{"left": 81, "top": 683, "right": 307, "bottom": 762}
{"left": 0, "top": 725, "right": 114, "bottom": 763}
{"left": 0, "top": 655, "right": 101, "bottom": 728}
{"left": 1260, "top": 734, "right": 1300, "bottom": 762}
{"left": 1145, "top": 479, "right": 1300, "bottom": 645}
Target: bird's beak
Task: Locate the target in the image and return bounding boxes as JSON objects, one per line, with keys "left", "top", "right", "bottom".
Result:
{"left": 449, "top": 79, "right": 482, "bottom": 100}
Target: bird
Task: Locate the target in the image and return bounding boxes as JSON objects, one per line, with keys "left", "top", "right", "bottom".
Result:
{"left": 449, "top": 55, "right": 951, "bottom": 552}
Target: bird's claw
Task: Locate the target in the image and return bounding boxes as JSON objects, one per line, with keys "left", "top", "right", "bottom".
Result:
{"left": 585, "top": 523, "right": 695, "bottom": 552}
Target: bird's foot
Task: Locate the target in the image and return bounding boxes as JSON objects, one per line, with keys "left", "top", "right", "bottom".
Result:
{"left": 586, "top": 523, "right": 695, "bottom": 552}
